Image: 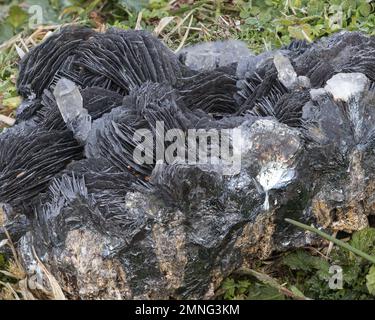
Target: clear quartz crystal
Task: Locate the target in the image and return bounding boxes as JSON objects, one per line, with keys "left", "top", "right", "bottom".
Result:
{"left": 324, "top": 72, "right": 369, "bottom": 102}
{"left": 273, "top": 52, "right": 297, "bottom": 89}
{"left": 53, "top": 78, "right": 91, "bottom": 142}
{"left": 54, "top": 78, "right": 84, "bottom": 122}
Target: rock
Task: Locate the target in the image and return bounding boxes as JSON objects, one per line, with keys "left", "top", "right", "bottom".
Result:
{"left": 0, "top": 203, "right": 29, "bottom": 247}
{"left": 297, "top": 75, "right": 311, "bottom": 88}
{"left": 310, "top": 88, "right": 327, "bottom": 101}
{"left": 236, "top": 50, "right": 275, "bottom": 79}
{"left": 324, "top": 72, "right": 369, "bottom": 102}
{"left": 293, "top": 31, "right": 375, "bottom": 87}
{"left": 1, "top": 27, "right": 375, "bottom": 299}
{"left": 273, "top": 52, "right": 298, "bottom": 89}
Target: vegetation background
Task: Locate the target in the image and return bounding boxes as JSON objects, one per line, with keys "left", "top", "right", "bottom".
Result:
{"left": 1, "top": 0, "right": 375, "bottom": 300}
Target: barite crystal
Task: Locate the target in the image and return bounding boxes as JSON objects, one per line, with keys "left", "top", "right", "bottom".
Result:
{"left": 324, "top": 72, "right": 369, "bottom": 102}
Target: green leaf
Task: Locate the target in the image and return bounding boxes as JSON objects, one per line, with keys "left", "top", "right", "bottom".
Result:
{"left": 245, "top": 17, "right": 258, "bottom": 26}
{"left": 119, "top": 0, "right": 150, "bottom": 12}
{"left": 307, "top": 0, "right": 325, "bottom": 15}
{"left": 366, "top": 265, "right": 375, "bottom": 295}
{"left": 311, "top": 24, "right": 325, "bottom": 36}
{"left": 291, "top": 0, "right": 302, "bottom": 9}
{"left": 240, "top": 10, "right": 250, "bottom": 19}
{"left": 276, "top": 18, "right": 295, "bottom": 26}
{"left": 330, "top": 0, "right": 343, "bottom": 6}
{"left": 341, "top": 264, "right": 362, "bottom": 285}
{"left": 282, "top": 249, "right": 329, "bottom": 272}
{"left": 0, "top": 22, "right": 14, "bottom": 44}
{"left": 358, "top": 3, "right": 371, "bottom": 17}
{"left": 259, "top": 11, "right": 272, "bottom": 24}
{"left": 283, "top": 250, "right": 313, "bottom": 271}
{"left": 343, "top": 0, "right": 357, "bottom": 10}
{"left": 288, "top": 24, "right": 313, "bottom": 41}
{"left": 6, "top": 5, "right": 28, "bottom": 29}
{"left": 237, "top": 280, "right": 251, "bottom": 295}
{"left": 350, "top": 228, "right": 375, "bottom": 256}
{"left": 24, "top": 0, "right": 60, "bottom": 23}
{"left": 221, "top": 278, "right": 236, "bottom": 299}
{"left": 264, "top": 0, "right": 273, "bottom": 6}
{"left": 290, "top": 285, "right": 305, "bottom": 298}
{"left": 247, "top": 283, "right": 285, "bottom": 300}
{"left": 249, "top": 6, "right": 260, "bottom": 16}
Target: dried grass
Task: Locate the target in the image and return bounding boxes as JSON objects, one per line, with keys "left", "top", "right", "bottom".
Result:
{"left": 0, "top": 217, "right": 65, "bottom": 300}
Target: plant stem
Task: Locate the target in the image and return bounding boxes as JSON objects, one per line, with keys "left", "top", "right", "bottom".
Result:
{"left": 235, "top": 267, "right": 311, "bottom": 300}
{"left": 285, "top": 218, "right": 375, "bottom": 265}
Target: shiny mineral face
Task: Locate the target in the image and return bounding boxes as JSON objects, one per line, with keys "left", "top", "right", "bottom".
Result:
{"left": 1, "top": 28, "right": 375, "bottom": 299}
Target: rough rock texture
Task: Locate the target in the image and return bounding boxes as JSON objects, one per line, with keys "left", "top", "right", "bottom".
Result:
{"left": 1, "top": 28, "right": 375, "bottom": 299}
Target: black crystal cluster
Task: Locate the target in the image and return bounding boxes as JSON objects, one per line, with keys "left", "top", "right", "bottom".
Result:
{"left": 1, "top": 27, "right": 375, "bottom": 299}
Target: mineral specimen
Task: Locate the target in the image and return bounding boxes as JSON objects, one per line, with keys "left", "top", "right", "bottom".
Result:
{"left": 1, "top": 28, "right": 375, "bottom": 299}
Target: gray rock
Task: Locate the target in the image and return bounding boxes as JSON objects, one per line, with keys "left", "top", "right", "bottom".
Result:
{"left": 297, "top": 75, "right": 311, "bottom": 88}
{"left": 310, "top": 88, "right": 327, "bottom": 101}
{"left": 236, "top": 50, "right": 274, "bottom": 78}
{"left": 324, "top": 72, "right": 370, "bottom": 102}
{"left": 273, "top": 52, "right": 298, "bottom": 89}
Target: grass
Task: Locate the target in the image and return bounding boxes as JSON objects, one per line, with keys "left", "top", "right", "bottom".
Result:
{"left": 1, "top": 0, "right": 375, "bottom": 299}
{"left": 220, "top": 225, "right": 375, "bottom": 300}
{"left": 0, "top": 207, "right": 65, "bottom": 300}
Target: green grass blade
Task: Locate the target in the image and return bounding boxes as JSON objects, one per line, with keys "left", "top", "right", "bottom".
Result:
{"left": 285, "top": 218, "right": 375, "bottom": 265}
